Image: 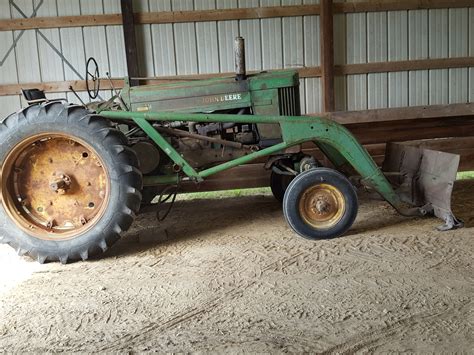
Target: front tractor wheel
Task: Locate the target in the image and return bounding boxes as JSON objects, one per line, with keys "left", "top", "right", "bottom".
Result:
{"left": 283, "top": 168, "right": 358, "bottom": 240}
{"left": 0, "top": 102, "right": 142, "bottom": 263}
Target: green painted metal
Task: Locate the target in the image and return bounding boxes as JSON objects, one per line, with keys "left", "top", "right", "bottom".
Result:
{"left": 199, "top": 142, "right": 288, "bottom": 178}
{"left": 120, "top": 70, "right": 298, "bottom": 114}
{"left": 143, "top": 175, "right": 179, "bottom": 186}
{"left": 101, "top": 110, "right": 402, "bottom": 209}
{"left": 280, "top": 120, "right": 402, "bottom": 208}
{"left": 131, "top": 117, "right": 202, "bottom": 182}
{"left": 314, "top": 141, "right": 349, "bottom": 171}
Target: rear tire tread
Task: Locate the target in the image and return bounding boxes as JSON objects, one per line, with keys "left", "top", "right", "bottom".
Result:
{"left": 0, "top": 102, "right": 142, "bottom": 263}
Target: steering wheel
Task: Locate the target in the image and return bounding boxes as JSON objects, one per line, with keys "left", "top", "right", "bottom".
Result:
{"left": 86, "top": 57, "right": 100, "bottom": 99}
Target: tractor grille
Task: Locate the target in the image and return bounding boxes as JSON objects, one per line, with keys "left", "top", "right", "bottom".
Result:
{"left": 278, "top": 86, "right": 301, "bottom": 116}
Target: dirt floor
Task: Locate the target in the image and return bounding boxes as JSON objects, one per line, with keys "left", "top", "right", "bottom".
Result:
{"left": 0, "top": 180, "right": 473, "bottom": 353}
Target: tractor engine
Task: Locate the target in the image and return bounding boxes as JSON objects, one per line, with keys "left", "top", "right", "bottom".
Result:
{"left": 123, "top": 37, "right": 301, "bottom": 174}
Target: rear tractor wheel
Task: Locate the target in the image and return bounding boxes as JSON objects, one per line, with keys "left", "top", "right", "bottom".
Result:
{"left": 0, "top": 102, "right": 142, "bottom": 263}
{"left": 283, "top": 168, "right": 358, "bottom": 239}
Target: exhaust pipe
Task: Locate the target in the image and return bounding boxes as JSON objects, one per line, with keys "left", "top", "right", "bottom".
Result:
{"left": 234, "top": 37, "right": 246, "bottom": 81}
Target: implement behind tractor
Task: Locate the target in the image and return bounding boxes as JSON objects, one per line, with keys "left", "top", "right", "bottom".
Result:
{"left": 0, "top": 38, "right": 462, "bottom": 264}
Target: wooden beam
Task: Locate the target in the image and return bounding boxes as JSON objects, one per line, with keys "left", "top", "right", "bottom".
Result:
{"left": 319, "top": 0, "right": 335, "bottom": 112}
{"left": 121, "top": 0, "right": 140, "bottom": 87}
{"left": 0, "top": 5, "right": 320, "bottom": 32}
{"left": 322, "top": 103, "right": 474, "bottom": 125}
{"left": 347, "top": 117, "right": 474, "bottom": 145}
{"left": 0, "top": 14, "right": 121, "bottom": 31}
{"left": 1, "top": 1, "right": 471, "bottom": 32}
{"left": 136, "top": 5, "right": 320, "bottom": 25}
{"left": 336, "top": 57, "right": 474, "bottom": 75}
{"left": 334, "top": 0, "right": 474, "bottom": 13}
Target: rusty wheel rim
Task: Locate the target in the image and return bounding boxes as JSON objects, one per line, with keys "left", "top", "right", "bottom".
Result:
{"left": 1, "top": 133, "right": 110, "bottom": 240}
{"left": 298, "top": 183, "right": 345, "bottom": 229}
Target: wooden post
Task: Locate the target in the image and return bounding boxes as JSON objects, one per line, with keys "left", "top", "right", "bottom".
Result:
{"left": 121, "top": 0, "right": 140, "bottom": 87}
{"left": 320, "top": 0, "right": 335, "bottom": 112}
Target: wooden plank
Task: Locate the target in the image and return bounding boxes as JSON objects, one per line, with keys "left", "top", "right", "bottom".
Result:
{"left": 0, "top": 6, "right": 319, "bottom": 31}
{"left": 320, "top": 0, "right": 335, "bottom": 112}
{"left": 335, "top": 1, "right": 474, "bottom": 13}
{"left": 0, "top": 14, "right": 122, "bottom": 31}
{"left": 121, "top": 0, "right": 140, "bottom": 86}
{"left": 2, "top": 1, "right": 472, "bottom": 32}
{"left": 336, "top": 57, "right": 474, "bottom": 75}
{"left": 348, "top": 117, "right": 474, "bottom": 145}
{"left": 324, "top": 102, "right": 474, "bottom": 125}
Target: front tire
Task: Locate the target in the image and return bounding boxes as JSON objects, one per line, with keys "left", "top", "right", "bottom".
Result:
{"left": 283, "top": 168, "right": 358, "bottom": 239}
{"left": 0, "top": 102, "right": 142, "bottom": 263}
{"left": 270, "top": 171, "right": 294, "bottom": 203}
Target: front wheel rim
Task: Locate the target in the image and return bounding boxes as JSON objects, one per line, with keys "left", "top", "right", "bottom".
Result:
{"left": 1, "top": 133, "right": 110, "bottom": 241}
{"left": 298, "top": 183, "right": 346, "bottom": 229}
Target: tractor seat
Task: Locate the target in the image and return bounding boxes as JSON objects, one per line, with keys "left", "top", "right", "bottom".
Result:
{"left": 22, "top": 88, "right": 47, "bottom": 105}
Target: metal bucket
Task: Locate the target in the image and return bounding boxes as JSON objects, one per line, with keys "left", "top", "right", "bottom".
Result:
{"left": 383, "top": 142, "right": 463, "bottom": 231}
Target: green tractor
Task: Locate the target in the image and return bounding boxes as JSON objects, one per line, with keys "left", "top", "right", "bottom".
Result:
{"left": 0, "top": 38, "right": 462, "bottom": 263}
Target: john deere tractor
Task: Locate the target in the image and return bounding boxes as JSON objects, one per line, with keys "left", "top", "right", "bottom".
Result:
{"left": 0, "top": 38, "right": 461, "bottom": 263}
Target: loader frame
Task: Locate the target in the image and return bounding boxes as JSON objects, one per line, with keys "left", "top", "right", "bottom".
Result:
{"left": 100, "top": 109, "right": 415, "bottom": 216}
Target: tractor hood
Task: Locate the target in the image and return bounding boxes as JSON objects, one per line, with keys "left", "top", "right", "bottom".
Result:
{"left": 120, "top": 70, "right": 299, "bottom": 113}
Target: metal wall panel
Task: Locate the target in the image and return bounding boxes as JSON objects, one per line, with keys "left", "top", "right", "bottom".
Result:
{"left": 195, "top": 0, "right": 219, "bottom": 74}
{"left": 217, "top": 0, "right": 239, "bottom": 73}
{"left": 282, "top": 0, "right": 304, "bottom": 69}
{"left": 36, "top": 0, "right": 63, "bottom": 83}
{"left": 303, "top": 8, "right": 320, "bottom": 114}
{"left": 408, "top": 10, "right": 428, "bottom": 106}
{"left": 238, "top": 0, "right": 262, "bottom": 71}
{"left": 56, "top": 0, "right": 89, "bottom": 104}
{"left": 346, "top": 13, "right": 367, "bottom": 110}
{"left": 470, "top": 8, "right": 474, "bottom": 102}
{"left": 448, "top": 8, "right": 468, "bottom": 104}
{"left": 172, "top": 0, "right": 198, "bottom": 75}
{"left": 82, "top": 1, "right": 111, "bottom": 76}
{"left": 0, "top": 2, "right": 21, "bottom": 118}
{"left": 428, "top": 9, "right": 448, "bottom": 104}
{"left": 0, "top": 1, "right": 472, "bottom": 117}
{"left": 104, "top": 0, "right": 127, "bottom": 78}
{"left": 261, "top": 0, "right": 283, "bottom": 69}
{"left": 149, "top": 0, "right": 176, "bottom": 76}
{"left": 12, "top": 0, "right": 41, "bottom": 84}
{"left": 367, "top": 12, "right": 388, "bottom": 109}
{"left": 333, "top": 13, "right": 346, "bottom": 110}
{"left": 387, "top": 10, "right": 408, "bottom": 108}
{"left": 134, "top": 0, "right": 154, "bottom": 77}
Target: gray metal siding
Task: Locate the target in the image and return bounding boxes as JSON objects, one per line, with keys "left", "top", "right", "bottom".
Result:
{"left": 0, "top": 1, "right": 472, "bottom": 119}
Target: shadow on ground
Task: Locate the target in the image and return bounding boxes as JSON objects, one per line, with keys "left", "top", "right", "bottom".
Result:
{"left": 100, "top": 179, "right": 474, "bottom": 260}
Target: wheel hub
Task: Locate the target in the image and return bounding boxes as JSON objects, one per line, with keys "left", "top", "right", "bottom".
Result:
{"left": 299, "top": 183, "right": 346, "bottom": 229}
{"left": 49, "top": 173, "right": 72, "bottom": 194}
{"left": 1, "top": 134, "right": 110, "bottom": 240}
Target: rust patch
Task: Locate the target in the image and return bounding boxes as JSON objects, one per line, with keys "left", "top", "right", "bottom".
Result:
{"left": 298, "top": 183, "right": 346, "bottom": 230}
{"left": 1, "top": 134, "right": 110, "bottom": 240}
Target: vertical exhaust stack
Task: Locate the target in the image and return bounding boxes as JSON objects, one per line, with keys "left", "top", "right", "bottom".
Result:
{"left": 234, "top": 37, "right": 246, "bottom": 81}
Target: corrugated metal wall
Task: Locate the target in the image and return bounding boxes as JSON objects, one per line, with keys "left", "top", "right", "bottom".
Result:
{"left": 0, "top": 0, "right": 472, "bottom": 119}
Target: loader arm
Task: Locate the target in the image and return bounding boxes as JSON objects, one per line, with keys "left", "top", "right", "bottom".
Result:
{"left": 100, "top": 110, "right": 413, "bottom": 214}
